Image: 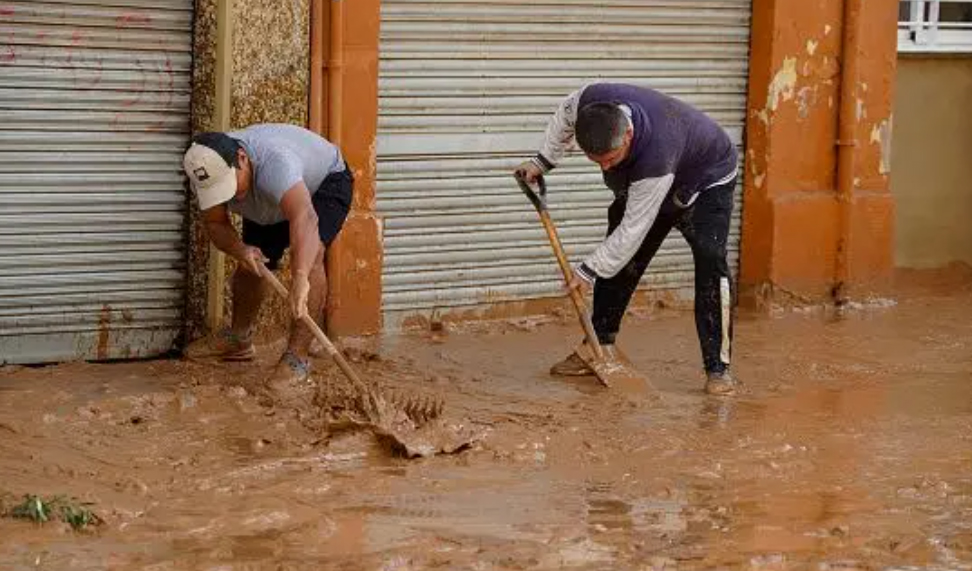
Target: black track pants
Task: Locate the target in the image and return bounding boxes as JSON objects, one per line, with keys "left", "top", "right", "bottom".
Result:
{"left": 591, "top": 177, "right": 736, "bottom": 374}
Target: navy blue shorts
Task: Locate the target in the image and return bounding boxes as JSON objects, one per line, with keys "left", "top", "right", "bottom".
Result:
{"left": 242, "top": 166, "right": 353, "bottom": 270}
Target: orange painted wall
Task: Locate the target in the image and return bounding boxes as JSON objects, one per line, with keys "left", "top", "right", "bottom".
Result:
{"left": 740, "top": 0, "right": 897, "bottom": 302}
{"left": 318, "top": 0, "right": 383, "bottom": 337}
{"left": 316, "top": 0, "right": 902, "bottom": 333}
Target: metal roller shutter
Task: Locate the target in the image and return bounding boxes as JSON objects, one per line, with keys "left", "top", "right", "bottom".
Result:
{"left": 0, "top": 0, "right": 192, "bottom": 363}
{"left": 377, "top": 0, "right": 751, "bottom": 316}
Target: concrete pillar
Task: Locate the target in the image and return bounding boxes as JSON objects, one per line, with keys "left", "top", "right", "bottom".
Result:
{"left": 323, "top": 0, "right": 383, "bottom": 336}
{"left": 740, "top": 0, "right": 898, "bottom": 304}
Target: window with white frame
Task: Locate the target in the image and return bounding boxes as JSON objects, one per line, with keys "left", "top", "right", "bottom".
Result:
{"left": 899, "top": 0, "right": 972, "bottom": 52}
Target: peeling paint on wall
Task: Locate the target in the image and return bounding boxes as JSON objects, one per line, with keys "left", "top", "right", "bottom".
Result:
{"left": 368, "top": 138, "right": 378, "bottom": 180}
{"left": 767, "top": 57, "right": 799, "bottom": 113}
{"left": 797, "top": 85, "right": 819, "bottom": 120}
{"left": 741, "top": 0, "right": 899, "bottom": 297}
{"left": 747, "top": 148, "right": 766, "bottom": 189}
{"left": 755, "top": 108, "right": 770, "bottom": 126}
{"left": 870, "top": 117, "right": 893, "bottom": 175}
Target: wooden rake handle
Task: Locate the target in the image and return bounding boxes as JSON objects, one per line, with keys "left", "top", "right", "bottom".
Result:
{"left": 257, "top": 263, "right": 376, "bottom": 404}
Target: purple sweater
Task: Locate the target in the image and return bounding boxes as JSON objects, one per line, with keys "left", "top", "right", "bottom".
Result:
{"left": 530, "top": 83, "right": 737, "bottom": 282}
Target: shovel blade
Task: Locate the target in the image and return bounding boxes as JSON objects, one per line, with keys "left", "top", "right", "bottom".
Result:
{"left": 575, "top": 343, "right": 659, "bottom": 399}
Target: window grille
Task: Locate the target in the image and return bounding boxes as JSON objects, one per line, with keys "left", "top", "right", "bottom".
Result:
{"left": 898, "top": 0, "right": 972, "bottom": 52}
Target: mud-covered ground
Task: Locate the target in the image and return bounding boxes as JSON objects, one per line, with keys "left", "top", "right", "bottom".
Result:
{"left": 1, "top": 268, "right": 971, "bottom": 571}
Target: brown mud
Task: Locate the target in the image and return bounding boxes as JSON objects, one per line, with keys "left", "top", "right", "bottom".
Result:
{"left": 1, "top": 268, "right": 971, "bottom": 570}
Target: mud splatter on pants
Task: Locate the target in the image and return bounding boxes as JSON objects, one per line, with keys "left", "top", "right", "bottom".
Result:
{"left": 592, "top": 177, "right": 736, "bottom": 374}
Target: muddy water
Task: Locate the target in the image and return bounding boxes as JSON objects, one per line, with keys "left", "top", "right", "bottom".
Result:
{"left": 1, "top": 269, "right": 971, "bottom": 570}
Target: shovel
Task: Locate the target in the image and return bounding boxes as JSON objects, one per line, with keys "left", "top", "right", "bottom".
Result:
{"left": 515, "top": 172, "right": 656, "bottom": 397}
{"left": 257, "top": 263, "right": 443, "bottom": 426}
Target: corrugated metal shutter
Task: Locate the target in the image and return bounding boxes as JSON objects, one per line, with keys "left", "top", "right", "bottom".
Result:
{"left": 0, "top": 0, "right": 192, "bottom": 363}
{"left": 377, "top": 0, "right": 751, "bottom": 317}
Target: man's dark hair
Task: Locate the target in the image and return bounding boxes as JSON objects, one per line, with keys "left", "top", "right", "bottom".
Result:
{"left": 575, "top": 102, "right": 629, "bottom": 156}
{"left": 192, "top": 132, "right": 242, "bottom": 168}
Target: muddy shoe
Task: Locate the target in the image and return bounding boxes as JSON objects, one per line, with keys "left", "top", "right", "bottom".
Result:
{"left": 550, "top": 350, "right": 595, "bottom": 376}
{"left": 263, "top": 350, "right": 313, "bottom": 401}
{"left": 704, "top": 370, "right": 740, "bottom": 396}
{"left": 308, "top": 338, "right": 326, "bottom": 358}
{"left": 184, "top": 329, "right": 255, "bottom": 361}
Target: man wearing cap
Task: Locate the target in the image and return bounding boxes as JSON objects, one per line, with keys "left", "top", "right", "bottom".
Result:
{"left": 515, "top": 82, "right": 740, "bottom": 396}
{"left": 183, "top": 123, "right": 353, "bottom": 390}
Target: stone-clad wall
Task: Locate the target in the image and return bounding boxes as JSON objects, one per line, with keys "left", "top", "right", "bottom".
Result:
{"left": 185, "top": 0, "right": 310, "bottom": 344}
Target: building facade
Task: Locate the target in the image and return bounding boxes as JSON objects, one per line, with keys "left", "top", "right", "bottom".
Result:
{"left": 2, "top": 0, "right": 958, "bottom": 363}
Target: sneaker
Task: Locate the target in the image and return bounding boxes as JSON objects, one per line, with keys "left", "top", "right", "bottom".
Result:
{"left": 309, "top": 338, "right": 326, "bottom": 358}
{"left": 259, "top": 351, "right": 315, "bottom": 410}
{"left": 266, "top": 350, "right": 312, "bottom": 389}
{"left": 704, "top": 370, "right": 740, "bottom": 396}
{"left": 184, "top": 329, "right": 255, "bottom": 361}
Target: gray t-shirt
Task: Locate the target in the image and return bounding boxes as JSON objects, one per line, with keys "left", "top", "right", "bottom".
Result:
{"left": 227, "top": 123, "right": 344, "bottom": 225}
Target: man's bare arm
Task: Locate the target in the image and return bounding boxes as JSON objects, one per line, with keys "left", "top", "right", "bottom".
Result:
{"left": 202, "top": 204, "right": 265, "bottom": 274}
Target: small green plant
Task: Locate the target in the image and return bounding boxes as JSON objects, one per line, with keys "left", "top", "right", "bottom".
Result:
{"left": 6, "top": 494, "right": 103, "bottom": 531}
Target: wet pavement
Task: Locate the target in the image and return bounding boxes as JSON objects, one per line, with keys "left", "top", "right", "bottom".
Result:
{"left": 0, "top": 268, "right": 970, "bottom": 570}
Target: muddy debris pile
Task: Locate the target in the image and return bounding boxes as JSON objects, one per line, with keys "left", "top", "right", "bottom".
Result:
{"left": 305, "top": 351, "right": 488, "bottom": 459}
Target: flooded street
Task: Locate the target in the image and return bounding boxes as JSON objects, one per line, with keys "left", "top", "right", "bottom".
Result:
{"left": 1, "top": 269, "right": 971, "bottom": 570}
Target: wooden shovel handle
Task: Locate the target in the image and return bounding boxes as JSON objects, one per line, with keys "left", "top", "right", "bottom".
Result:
{"left": 516, "top": 173, "right": 604, "bottom": 361}
{"left": 537, "top": 211, "right": 604, "bottom": 361}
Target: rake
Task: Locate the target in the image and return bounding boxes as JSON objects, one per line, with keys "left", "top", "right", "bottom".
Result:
{"left": 258, "top": 263, "right": 443, "bottom": 426}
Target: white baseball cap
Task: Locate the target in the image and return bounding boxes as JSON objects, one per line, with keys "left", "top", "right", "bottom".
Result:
{"left": 183, "top": 136, "right": 238, "bottom": 210}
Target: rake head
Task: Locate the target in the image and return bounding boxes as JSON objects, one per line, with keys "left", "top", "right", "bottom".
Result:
{"left": 388, "top": 390, "right": 445, "bottom": 427}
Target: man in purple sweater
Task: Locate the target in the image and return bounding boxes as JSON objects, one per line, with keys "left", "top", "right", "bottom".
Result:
{"left": 515, "top": 83, "right": 740, "bottom": 396}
